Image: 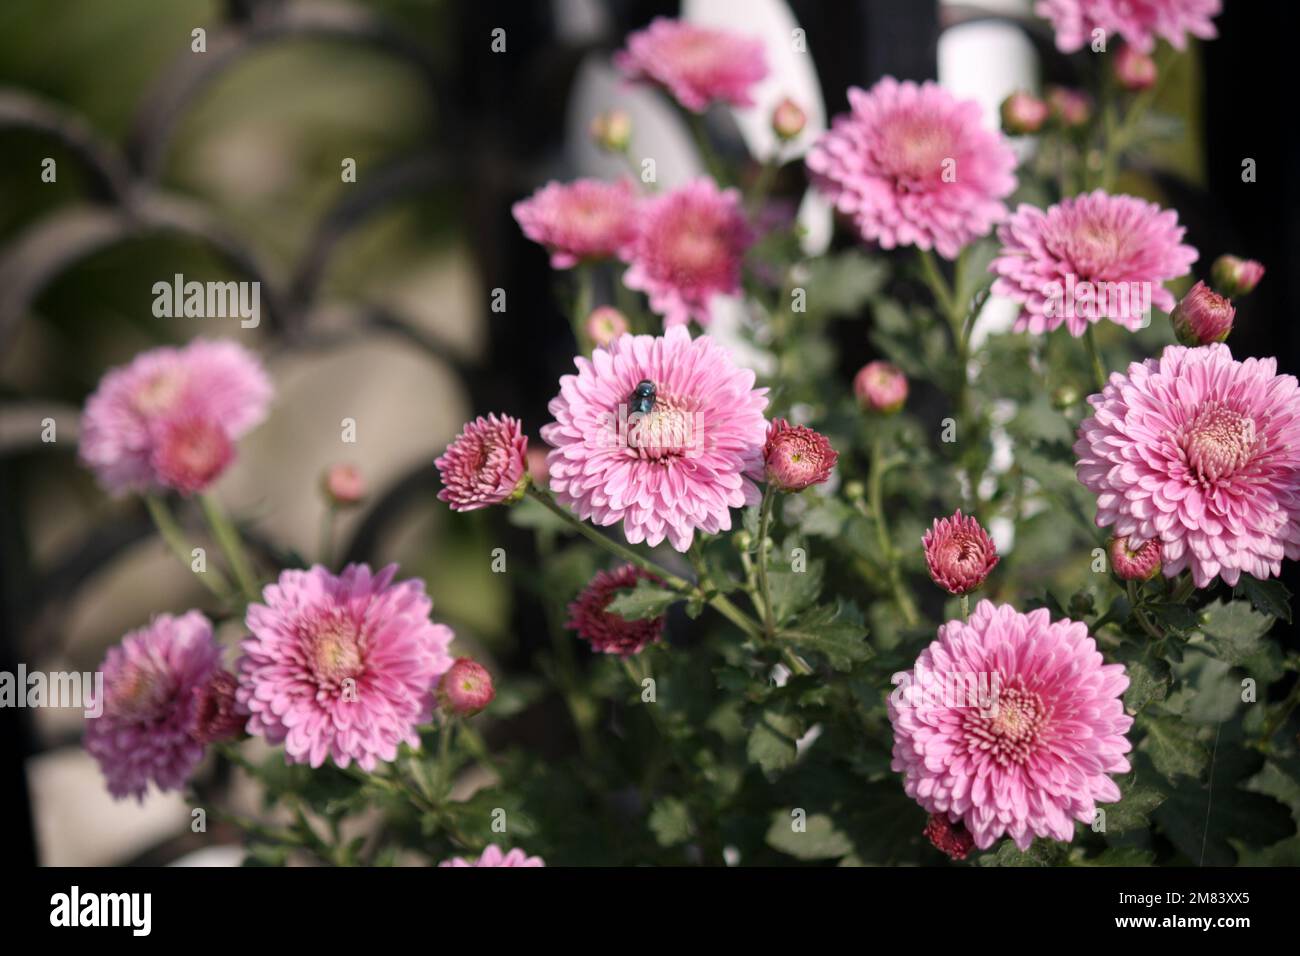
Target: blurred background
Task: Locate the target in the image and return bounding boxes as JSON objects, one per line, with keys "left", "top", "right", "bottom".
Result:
{"left": 1, "top": 0, "right": 1295, "bottom": 865}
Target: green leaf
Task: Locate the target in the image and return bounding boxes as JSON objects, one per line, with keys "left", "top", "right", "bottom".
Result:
{"left": 1155, "top": 784, "right": 1294, "bottom": 866}
{"left": 802, "top": 251, "right": 889, "bottom": 318}
{"left": 778, "top": 601, "right": 871, "bottom": 672}
{"left": 1073, "top": 847, "right": 1156, "bottom": 866}
{"left": 977, "top": 839, "right": 1067, "bottom": 867}
{"left": 1234, "top": 574, "right": 1292, "bottom": 623}
{"left": 1198, "top": 599, "right": 1274, "bottom": 666}
{"left": 747, "top": 710, "right": 803, "bottom": 776}
{"left": 1102, "top": 784, "right": 1166, "bottom": 834}
{"left": 648, "top": 798, "right": 693, "bottom": 847}
{"left": 1139, "top": 714, "right": 1209, "bottom": 781}
{"left": 1121, "top": 658, "right": 1170, "bottom": 716}
{"left": 766, "top": 561, "right": 824, "bottom": 623}
{"left": 605, "top": 578, "right": 679, "bottom": 621}
{"left": 765, "top": 811, "right": 853, "bottom": 861}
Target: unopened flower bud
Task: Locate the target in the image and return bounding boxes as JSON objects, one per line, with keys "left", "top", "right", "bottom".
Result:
{"left": 1171, "top": 280, "right": 1235, "bottom": 346}
{"left": 1209, "top": 255, "right": 1265, "bottom": 299}
{"left": 771, "top": 97, "right": 807, "bottom": 140}
{"left": 923, "top": 814, "right": 975, "bottom": 861}
{"left": 923, "top": 510, "right": 999, "bottom": 595}
{"left": 1114, "top": 45, "right": 1157, "bottom": 92}
{"left": 1051, "top": 384, "right": 1080, "bottom": 410}
{"left": 763, "top": 419, "right": 837, "bottom": 492}
{"left": 439, "top": 658, "right": 496, "bottom": 716}
{"left": 585, "top": 306, "right": 629, "bottom": 347}
{"left": 322, "top": 463, "right": 366, "bottom": 507}
{"left": 1047, "top": 86, "right": 1092, "bottom": 128}
{"left": 1108, "top": 535, "right": 1161, "bottom": 581}
{"left": 589, "top": 110, "right": 632, "bottom": 153}
{"left": 1000, "top": 91, "right": 1049, "bottom": 135}
{"left": 854, "top": 360, "right": 908, "bottom": 414}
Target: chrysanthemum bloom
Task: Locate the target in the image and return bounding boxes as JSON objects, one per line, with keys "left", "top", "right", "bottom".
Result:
{"left": 435, "top": 414, "right": 530, "bottom": 512}
{"left": 192, "top": 670, "right": 248, "bottom": 744}
{"left": 889, "top": 601, "right": 1133, "bottom": 850}
{"left": 854, "top": 360, "right": 908, "bottom": 414}
{"left": 764, "top": 419, "right": 837, "bottom": 492}
{"left": 1046, "top": 86, "right": 1091, "bottom": 128}
{"left": 990, "top": 191, "right": 1197, "bottom": 336}
{"left": 1036, "top": 0, "right": 1220, "bottom": 54}
{"left": 79, "top": 339, "right": 272, "bottom": 496}
{"left": 806, "top": 77, "right": 1018, "bottom": 260}
{"left": 923, "top": 510, "right": 999, "bottom": 594}
{"left": 613, "top": 17, "right": 768, "bottom": 112}
{"left": 85, "top": 611, "right": 223, "bottom": 800}
{"left": 438, "top": 844, "right": 545, "bottom": 867}
{"left": 512, "top": 178, "right": 639, "bottom": 270}
{"left": 622, "top": 178, "right": 755, "bottom": 328}
{"left": 322, "top": 463, "right": 366, "bottom": 507}
{"left": 236, "top": 564, "right": 454, "bottom": 770}
{"left": 542, "top": 325, "right": 768, "bottom": 551}
{"left": 1108, "top": 535, "right": 1162, "bottom": 582}
{"left": 1075, "top": 343, "right": 1300, "bottom": 588}
{"left": 439, "top": 658, "right": 495, "bottom": 716}
{"left": 1171, "top": 280, "right": 1234, "bottom": 346}
{"left": 923, "top": 813, "right": 976, "bottom": 861}
{"left": 1211, "top": 255, "right": 1265, "bottom": 298}
{"left": 999, "top": 91, "right": 1049, "bottom": 136}
{"left": 566, "top": 564, "right": 666, "bottom": 657}
{"left": 586, "top": 306, "right": 629, "bottom": 348}
{"left": 1114, "top": 44, "right": 1157, "bottom": 91}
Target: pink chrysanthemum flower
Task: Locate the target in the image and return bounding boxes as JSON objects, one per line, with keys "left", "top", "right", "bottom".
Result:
{"left": 435, "top": 414, "right": 530, "bottom": 512}
{"left": 438, "top": 844, "right": 545, "bottom": 867}
{"left": 764, "top": 419, "right": 838, "bottom": 492}
{"left": 1075, "top": 343, "right": 1300, "bottom": 588}
{"left": 990, "top": 191, "right": 1197, "bottom": 336}
{"left": 889, "top": 601, "right": 1133, "bottom": 851}
{"left": 622, "top": 178, "right": 755, "bottom": 328}
{"left": 541, "top": 325, "right": 769, "bottom": 551}
{"left": 79, "top": 339, "right": 272, "bottom": 496}
{"left": 613, "top": 17, "right": 768, "bottom": 113}
{"left": 85, "top": 611, "right": 224, "bottom": 801}
{"left": 855, "top": 360, "right": 908, "bottom": 414}
{"left": 566, "top": 564, "right": 666, "bottom": 657}
{"left": 512, "top": 179, "right": 640, "bottom": 269}
{"left": 923, "top": 510, "right": 999, "bottom": 595}
{"left": 236, "top": 564, "right": 455, "bottom": 771}
{"left": 1036, "top": 0, "right": 1220, "bottom": 54}
{"left": 806, "top": 77, "right": 1018, "bottom": 260}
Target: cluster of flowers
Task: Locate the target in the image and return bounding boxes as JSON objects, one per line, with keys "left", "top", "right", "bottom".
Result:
{"left": 75, "top": 1, "right": 1293, "bottom": 864}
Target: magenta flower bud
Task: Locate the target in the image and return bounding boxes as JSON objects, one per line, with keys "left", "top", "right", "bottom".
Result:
{"left": 771, "top": 97, "right": 807, "bottom": 140}
{"left": 1171, "top": 280, "right": 1235, "bottom": 346}
{"left": 435, "top": 414, "right": 529, "bottom": 511}
{"left": 585, "top": 306, "right": 629, "bottom": 347}
{"left": 1113, "top": 45, "right": 1157, "bottom": 92}
{"left": 439, "top": 658, "right": 496, "bottom": 716}
{"left": 589, "top": 109, "right": 632, "bottom": 153}
{"left": 1108, "top": 535, "right": 1161, "bottom": 582}
{"left": 854, "top": 360, "right": 908, "bottom": 414}
{"left": 322, "top": 463, "right": 366, "bottom": 507}
{"left": 1047, "top": 86, "right": 1091, "bottom": 128}
{"left": 763, "top": 419, "right": 838, "bottom": 492}
{"left": 1210, "top": 255, "right": 1265, "bottom": 299}
{"left": 191, "top": 670, "right": 247, "bottom": 745}
{"left": 999, "top": 91, "right": 1049, "bottom": 135}
{"left": 923, "top": 814, "right": 975, "bottom": 861}
{"left": 923, "top": 510, "right": 999, "bottom": 595}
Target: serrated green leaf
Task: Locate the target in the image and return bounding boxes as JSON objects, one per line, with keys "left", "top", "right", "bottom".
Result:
{"left": 1199, "top": 599, "right": 1274, "bottom": 665}
{"left": 747, "top": 710, "right": 802, "bottom": 775}
{"left": 1102, "top": 785, "right": 1166, "bottom": 834}
{"left": 1122, "top": 658, "right": 1170, "bottom": 716}
{"left": 648, "top": 798, "right": 693, "bottom": 847}
{"left": 605, "top": 578, "right": 679, "bottom": 621}
{"left": 978, "top": 839, "right": 1067, "bottom": 867}
{"left": 1234, "top": 574, "right": 1292, "bottom": 623}
{"left": 1140, "top": 714, "right": 1209, "bottom": 781}
{"left": 765, "top": 811, "right": 853, "bottom": 860}
{"left": 1075, "top": 846, "right": 1156, "bottom": 866}
{"left": 766, "top": 561, "right": 824, "bottom": 623}
{"left": 778, "top": 602, "right": 870, "bottom": 671}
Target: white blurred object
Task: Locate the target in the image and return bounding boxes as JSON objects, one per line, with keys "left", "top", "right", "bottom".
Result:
{"left": 170, "top": 845, "right": 246, "bottom": 867}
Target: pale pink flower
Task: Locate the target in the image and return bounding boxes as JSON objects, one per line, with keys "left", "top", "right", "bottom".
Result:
{"left": 614, "top": 17, "right": 768, "bottom": 112}
{"left": 807, "top": 77, "right": 1018, "bottom": 260}
{"left": 1075, "top": 343, "right": 1300, "bottom": 588}
{"left": 1210, "top": 255, "right": 1265, "bottom": 298}
{"left": 586, "top": 306, "right": 630, "bottom": 347}
{"left": 764, "top": 419, "right": 837, "bottom": 492}
{"left": 1114, "top": 44, "right": 1157, "bottom": 91}
{"left": 541, "top": 325, "right": 769, "bottom": 552}
{"left": 85, "top": 611, "right": 224, "bottom": 800}
{"left": 79, "top": 339, "right": 272, "bottom": 496}
{"left": 923, "top": 510, "right": 999, "bottom": 595}
{"left": 889, "top": 601, "right": 1133, "bottom": 851}
{"left": 236, "top": 564, "right": 454, "bottom": 771}
{"left": 1000, "top": 91, "right": 1049, "bottom": 135}
{"left": 854, "top": 361, "right": 908, "bottom": 414}
{"left": 990, "top": 190, "right": 1197, "bottom": 336}
{"left": 1037, "top": 0, "right": 1221, "bottom": 54}
{"left": 438, "top": 844, "right": 544, "bottom": 867}
{"left": 322, "top": 463, "right": 366, "bottom": 507}
{"left": 435, "top": 414, "right": 529, "bottom": 512}
{"left": 512, "top": 178, "right": 639, "bottom": 270}
{"left": 566, "top": 564, "right": 665, "bottom": 658}
{"left": 622, "top": 178, "right": 755, "bottom": 328}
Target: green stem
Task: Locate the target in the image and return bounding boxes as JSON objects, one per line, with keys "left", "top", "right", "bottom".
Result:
{"left": 571, "top": 266, "right": 594, "bottom": 354}
{"left": 144, "top": 495, "right": 235, "bottom": 602}
{"left": 1259, "top": 680, "right": 1300, "bottom": 746}
{"left": 747, "top": 158, "right": 780, "bottom": 216}
{"left": 686, "top": 111, "right": 729, "bottom": 185}
{"left": 756, "top": 484, "right": 777, "bottom": 639}
{"left": 1083, "top": 325, "right": 1108, "bottom": 393}
{"left": 960, "top": 594, "right": 970, "bottom": 621}
{"left": 199, "top": 493, "right": 262, "bottom": 603}
{"left": 868, "top": 438, "right": 919, "bottom": 627}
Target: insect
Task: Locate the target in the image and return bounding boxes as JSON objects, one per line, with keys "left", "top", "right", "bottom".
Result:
{"left": 629, "top": 379, "right": 656, "bottom": 415}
